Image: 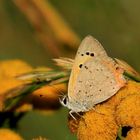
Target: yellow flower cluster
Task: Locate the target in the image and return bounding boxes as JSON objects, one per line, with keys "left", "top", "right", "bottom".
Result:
{"left": 0, "top": 59, "right": 66, "bottom": 112}
{"left": 0, "top": 129, "right": 23, "bottom": 140}
{"left": 0, "top": 60, "right": 32, "bottom": 111}
{"left": 0, "top": 129, "right": 48, "bottom": 140}
{"left": 125, "top": 128, "right": 140, "bottom": 140}
{"left": 68, "top": 81, "right": 140, "bottom": 140}
{"left": 1, "top": 59, "right": 140, "bottom": 139}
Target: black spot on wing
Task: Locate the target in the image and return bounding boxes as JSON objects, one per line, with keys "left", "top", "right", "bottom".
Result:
{"left": 86, "top": 52, "right": 90, "bottom": 55}
{"left": 84, "top": 66, "right": 88, "bottom": 69}
{"left": 90, "top": 53, "right": 94, "bottom": 57}
{"left": 79, "top": 64, "right": 83, "bottom": 68}
{"left": 116, "top": 67, "right": 119, "bottom": 70}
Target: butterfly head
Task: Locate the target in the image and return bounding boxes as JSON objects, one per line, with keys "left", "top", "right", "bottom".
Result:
{"left": 60, "top": 94, "right": 90, "bottom": 112}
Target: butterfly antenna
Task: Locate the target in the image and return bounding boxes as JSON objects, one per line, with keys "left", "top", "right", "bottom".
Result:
{"left": 46, "top": 84, "right": 67, "bottom": 98}
{"left": 56, "top": 87, "right": 66, "bottom": 98}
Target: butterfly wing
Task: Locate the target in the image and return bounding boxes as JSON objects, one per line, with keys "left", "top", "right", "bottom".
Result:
{"left": 68, "top": 35, "right": 108, "bottom": 98}
{"left": 69, "top": 57, "right": 126, "bottom": 112}
{"left": 67, "top": 35, "right": 126, "bottom": 112}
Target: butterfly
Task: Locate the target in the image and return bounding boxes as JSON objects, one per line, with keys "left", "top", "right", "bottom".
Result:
{"left": 60, "top": 35, "right": 126, "bottom": 113}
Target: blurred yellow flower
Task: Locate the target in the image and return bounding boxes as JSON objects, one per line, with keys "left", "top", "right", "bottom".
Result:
{"left": 0, "top": 60, "right": 32, "bottom": 80}
{"left": 0, "top": 79, "right": 24, "bottom": 95}
{"left": 0, "top": 128, "right": 23, "bottom": 140}
{"left": 30, "top": 83, "right": 66, "bottom": 111}
{"left": 0, "top": 60, "right": 32, "bottom": 111}
{"left": 0, "top": 59, "right": 66, "bottom": 112}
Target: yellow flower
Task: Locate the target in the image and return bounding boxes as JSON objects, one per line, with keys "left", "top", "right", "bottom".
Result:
{"left": 0, "top": 79, "right": 24, "bottom": 95}
{"left": 0, "top": 60, "right": 32, "bottom": 80}
{"left": 30, "top": 83, "right": 67, "bottom": 111}
{"left": 115, "top": 94, "right": 140, "bottom": 127}
{"left": 0, "top": 60, "right": 33, "bottom": 111}
{"left": 125, "top": 128, "right": 140, "bottom": 140}
{"left": 77, "top": 105, "right": 118, "bottom": 140}
{"left": 105, "top": 81, "right": 140, "bottom": 109}
{"left": 0, "top": 59, "right": 33, "bottom": 96}
{"left": 0, "top": 128, "right": 23, "bottom": 140}
{"left": 69, "top": 81, "right": 140, "bottom": 140}
{"left": 0, "top": 59, "right": 67, "bottom": 112}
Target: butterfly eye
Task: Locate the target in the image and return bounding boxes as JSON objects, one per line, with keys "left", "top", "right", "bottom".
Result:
{"left": 60, "top": 95, "right": 68, "bottom": 106}
{"left": 63, "top": 97, "right": 67, "bottom": 105}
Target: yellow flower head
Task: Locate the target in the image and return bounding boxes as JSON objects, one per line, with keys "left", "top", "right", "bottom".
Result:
{"left": 0, "top": 60, "right": 33, "bottom": 111}
{"left": 0, "top": 60, "right": 32, "bottom": 80}
{"left": 0, "top": 128, "right": 23, "bottom": 140}
{"left": 125, "top": 128, "right": 140, "bottom": 140}
{"left": 115, "top": 93, "right": 140, "bottom": 127}
{"left": 69, "top": 81, "right": 140, "bottom": 140}
{"left": 30, "top": 83, "right": 67, "bottom": 111}
{"left": 77, "top": 105, "right": 118, "bottom": 140}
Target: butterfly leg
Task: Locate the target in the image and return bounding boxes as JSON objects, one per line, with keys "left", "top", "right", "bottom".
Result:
{"left": 75, "top": 112, "right": 82, "bottom": 118}
{"left": 69, "top": 111, "right": 83, "bottom": 120}
{"left": 69, "top": 110, "right": 77, "bottom": 120}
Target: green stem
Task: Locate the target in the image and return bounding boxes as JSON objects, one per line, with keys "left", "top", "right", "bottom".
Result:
{"left": 4, "top": 71, "right": 69, "bottom": 111}
{"left": 116, "top": 127, "right": 125, "bottom": 140}
{"left": 123, "top": 71, "right": 140, "bottom": 82}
